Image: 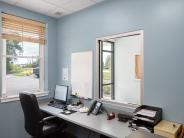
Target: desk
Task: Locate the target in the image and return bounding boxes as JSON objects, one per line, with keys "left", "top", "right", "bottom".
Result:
{"left": 126, "top": 130, "right": 165, "bottom": 138}
{"left": 40, "top": 103, "right": 132, "bottom": 138}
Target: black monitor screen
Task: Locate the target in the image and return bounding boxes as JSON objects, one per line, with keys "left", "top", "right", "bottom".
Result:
{"left": 54, "top": 85, "right": 68, "bottom": 102}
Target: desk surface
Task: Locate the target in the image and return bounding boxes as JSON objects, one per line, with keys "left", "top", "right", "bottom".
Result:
{"left": 126, "top": 130, "right": 165, "bottom": 138}
{"left": 40, "top": 103, "right": 132, "bottom": 138}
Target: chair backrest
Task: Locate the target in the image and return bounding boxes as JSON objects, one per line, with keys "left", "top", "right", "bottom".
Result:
{"left": 19, "top": 93, "right": 43, "bottom": 137}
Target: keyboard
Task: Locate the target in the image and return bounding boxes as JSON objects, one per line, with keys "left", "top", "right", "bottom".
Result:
{"left": 48, "top": 102, "right": 66, "bottom": 109}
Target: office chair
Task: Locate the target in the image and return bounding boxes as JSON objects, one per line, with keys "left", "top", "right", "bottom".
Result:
{"left": 19, "top": 93, "right": 65, "bottom": 138}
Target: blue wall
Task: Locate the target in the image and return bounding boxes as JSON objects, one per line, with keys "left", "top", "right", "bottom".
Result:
{"left": 57, "top": 0, "right": 184, "bottom": 123}
{"left": 0, "top": 0, "right": 184, "bottom": 137}
{"left": 0, "top": 2, "right": 57, "bottom": 138}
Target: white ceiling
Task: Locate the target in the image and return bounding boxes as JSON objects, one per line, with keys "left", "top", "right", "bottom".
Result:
{"left": 0, "top": 0, "right": 104, "bottom": 18}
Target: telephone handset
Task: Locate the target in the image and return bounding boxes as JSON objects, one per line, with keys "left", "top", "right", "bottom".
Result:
{"left": 87, "top": 100, "right": 102, "bottom": 115}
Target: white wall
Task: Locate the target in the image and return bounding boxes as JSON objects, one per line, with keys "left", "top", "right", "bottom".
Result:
{"left": 114, "top": 35, "right": 141, "bottom": 104}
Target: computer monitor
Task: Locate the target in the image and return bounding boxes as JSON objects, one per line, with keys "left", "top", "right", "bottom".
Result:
{"left": 54, "top": 85, "right": 68, "bottom": 103}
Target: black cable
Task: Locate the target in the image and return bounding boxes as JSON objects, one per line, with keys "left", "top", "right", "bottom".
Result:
{"left": 102, "top": 107, "right": 108, "bottom": 114}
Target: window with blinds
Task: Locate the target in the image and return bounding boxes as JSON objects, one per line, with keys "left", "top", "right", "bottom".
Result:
{"left": 1, "top": 13, "right": 46, "bottom": 100}
{"left": 2, "top": 13, "right": 46, "bottom": 45}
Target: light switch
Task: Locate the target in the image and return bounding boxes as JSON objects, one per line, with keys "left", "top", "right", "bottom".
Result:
{"left": 62, "top": 68, "right": 68, "bottom": 81}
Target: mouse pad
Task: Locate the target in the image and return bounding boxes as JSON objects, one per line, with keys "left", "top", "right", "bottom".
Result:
{"left": 60, "top": 110, "right": 77, "bottom": 115}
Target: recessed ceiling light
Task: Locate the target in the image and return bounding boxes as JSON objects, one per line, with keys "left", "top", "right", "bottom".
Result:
{"left": 54, "top": 12, "right": 63, "bottom": 17}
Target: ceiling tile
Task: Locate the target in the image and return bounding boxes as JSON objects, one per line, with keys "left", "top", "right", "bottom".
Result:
{"left": 42, "top": 0, "right": 72, "bottom": 7}
{"left": 0, "top": 0, "right": 19, "bottom": 5}
{"left": 16, "top": 0, "right": 56, "bottom": 14}
{"left": 1, "top": 0, "right": 104, "bottom": 18}
{"left": 91, "top": 0, "right": 104, "bottom": 3}
{"left": 62, "top": 0, "right": 95, "bottom": 12}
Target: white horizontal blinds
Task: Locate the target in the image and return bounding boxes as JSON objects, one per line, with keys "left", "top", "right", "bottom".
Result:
{"left": 2, "top": 13, "right": 46, "bottom": 45}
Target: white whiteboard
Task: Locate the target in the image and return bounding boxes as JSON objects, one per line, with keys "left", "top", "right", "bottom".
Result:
{"left": 71, "top": 51, "right": 93, "bottom": 99}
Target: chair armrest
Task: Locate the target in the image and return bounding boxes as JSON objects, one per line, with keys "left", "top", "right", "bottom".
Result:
{"left": 40, "top": 116, "right": 57, "bottom": 123}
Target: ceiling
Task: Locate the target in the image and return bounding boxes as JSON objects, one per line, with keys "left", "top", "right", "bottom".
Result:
{"left": 0, "top": 0, "right": 104, "bottom": 18}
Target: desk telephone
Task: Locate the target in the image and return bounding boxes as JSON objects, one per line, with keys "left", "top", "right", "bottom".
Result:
{"left": 87, "top": 100, "right": 102, "bottom": 115}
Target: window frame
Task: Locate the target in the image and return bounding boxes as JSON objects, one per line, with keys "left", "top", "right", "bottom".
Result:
{"left": 1, "top": 40, "right": 46, "bottom": 101}
{"left": 99, "top": 40, "right": 115, "bottom": 100}
{"left": 0, "top": 13, "right": 48, "bottom": 102}
{"left": 95, "top": 30, "right": 144, "bottom": 109}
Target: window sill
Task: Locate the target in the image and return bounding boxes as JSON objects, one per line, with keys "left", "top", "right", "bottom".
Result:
{"left": 0, "top": 91, "right": 49, "bottom": 103}
{"left": 99, "top": 98, "right": 140, "bottom": 110}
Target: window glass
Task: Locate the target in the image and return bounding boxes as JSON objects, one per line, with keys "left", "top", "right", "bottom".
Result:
{"left": 21, "top": 42, "right": 39, "bottom": 57}
{"left": 6, "top": 40, "right": 39, "bottom": 57}
{"left": 103, "top": 85, "right": 112, "bottom": 99}
{"left": 100, "top": 41, "right": 114, "bottom": 100}
{"left": 6, "top": 40, "right": 22, "bottom": 56}
{"left": 6, "top": 57, "right": 39, "bottom": 96}
{"left": 103, "top": 42, "right": 112, "bottom": 51}
{"left": 102, "top": 52, "right": 112, "bottom": 84}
